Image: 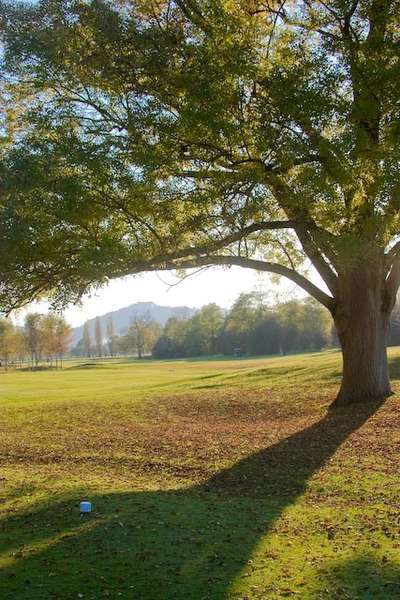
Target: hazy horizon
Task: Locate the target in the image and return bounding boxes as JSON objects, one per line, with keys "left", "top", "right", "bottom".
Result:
{"left": 18, "top": 265, "right": 312, "bottom": 328}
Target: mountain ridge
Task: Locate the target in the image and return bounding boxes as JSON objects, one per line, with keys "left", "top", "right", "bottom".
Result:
{"left": 70, "top": 301, "right": 197, "bottom": 346}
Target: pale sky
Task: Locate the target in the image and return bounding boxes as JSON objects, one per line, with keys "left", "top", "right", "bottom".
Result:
{"left": 24, "top": 266, "right": 305, "bottom": 328}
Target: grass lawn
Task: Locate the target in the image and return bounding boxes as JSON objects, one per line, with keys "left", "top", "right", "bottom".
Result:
{"left": 0, "top": 349, "right": 399, "bottom": 599}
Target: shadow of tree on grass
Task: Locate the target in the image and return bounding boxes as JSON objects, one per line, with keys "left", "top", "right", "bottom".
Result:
{"left": 318, "top": 555, "right": 400, "bottom": 599}
{"left": 0, "top": 400, "right": 385, "bottom": 599}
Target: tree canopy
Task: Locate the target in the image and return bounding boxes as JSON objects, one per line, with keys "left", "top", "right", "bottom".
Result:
{"left": 0, "top": 1, "right": 400, "bottom": 403}
{"left": 0, "top": 0, "right": 398, "bottom": 309}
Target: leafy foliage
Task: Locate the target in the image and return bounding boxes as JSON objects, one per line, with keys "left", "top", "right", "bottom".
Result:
{"left": 0, "top": 0, "right": 399, "bottom": 312}
{"left": 117, "top": 314, "right": 161, "bottom": 358}
{"left": 152, "top": 294, "right": 333, "bottom": 358}
{"left": 0, "top": 311, "right": 71, "bottom": 368}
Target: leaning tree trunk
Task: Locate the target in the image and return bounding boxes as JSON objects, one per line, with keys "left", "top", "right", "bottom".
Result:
{"left": 332, "top": 263, "right": 393, "bottom": 406}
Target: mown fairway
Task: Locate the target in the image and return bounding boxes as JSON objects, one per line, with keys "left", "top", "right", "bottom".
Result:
{"left": 1, "top": 350, "right": 399, "bottom": 600}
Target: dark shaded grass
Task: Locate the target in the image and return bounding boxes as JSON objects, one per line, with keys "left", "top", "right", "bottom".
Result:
{"left": 0, "top": 400, "right": 389, "bottom": 600}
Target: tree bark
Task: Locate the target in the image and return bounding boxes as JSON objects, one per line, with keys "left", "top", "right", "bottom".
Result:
{"left": 332, "top": 263, "right": 393, "bottom": 406}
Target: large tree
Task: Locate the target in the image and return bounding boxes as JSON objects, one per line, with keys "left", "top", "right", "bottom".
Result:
{"left": 0, "top": 0, "right": 399, "bottom": 404}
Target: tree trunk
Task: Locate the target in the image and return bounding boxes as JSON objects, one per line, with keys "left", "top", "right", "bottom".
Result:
{"left": 332, "top": 264, "right": 393, "bottom": 406}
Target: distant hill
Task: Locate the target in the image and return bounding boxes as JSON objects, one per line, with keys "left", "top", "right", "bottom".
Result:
{"left": 70, "top": 302, "right": 196, "bottom": 347}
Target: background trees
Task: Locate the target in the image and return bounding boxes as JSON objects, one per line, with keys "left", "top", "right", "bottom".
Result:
{"left": 82, "top": 321, "right": 93, "bottom": 358}
{"left": 117, "top": 315, "right": 161, "bottom": 359}
{"left": 0, "top": 318, "right": 16, "bottom": 370}
{"left": 1, "top": 296, "right": 397, "bottom": 366}
{"left": 182, "top": 304, "right": 225, "bottom": 357}
{"left": 152, "top": 294, "right": 334, "bottom": 359}
{"left": 152, "top": 317, "right": 189, "bottom": 359}
{"left": 41, "top": 314, "right": 72, "bottom": 367}
{"left": 388, "top": 304, "right": 400, "bottom": 346}
{"left": 218, "top": 293, "right": 266, "bottom": 356}
{"left": 94, "top": 317, "right": 103, "bottom": 358}
{"left": 24, "top": 313, "right": 43, "bottom": 368}
{"left": 106, "top": 316, "right": 117, "bottom": 357}
{"left": 0, "top": 313, "right": 70, "bottom": 369}
{"left": 41, "top": 314, "right": 60, "bottom": 366}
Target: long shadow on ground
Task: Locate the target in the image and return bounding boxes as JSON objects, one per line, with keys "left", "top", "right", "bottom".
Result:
{"left": 322, "top": 555, "right": 400, "bottom": 599}
{"left": 0, "top": 400, "right": 388, "bottom": 599}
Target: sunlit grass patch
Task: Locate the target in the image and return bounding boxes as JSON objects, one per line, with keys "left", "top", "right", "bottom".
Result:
{"left": 0, "top": 350, "right": 399, "bottom": 599}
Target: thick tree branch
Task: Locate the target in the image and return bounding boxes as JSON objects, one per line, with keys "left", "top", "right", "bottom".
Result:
{"left": 127, "top": 255, "right": 336, "bottom": 311}
{"left": 295, "top": 223, "right": 338, "bottom": 296}
{"left": 385, "top": 257, "right": 400, "bottom": 310}
{"left": 143, "top": 220, "right": 299, "bottom": 264}
{"left": 257, "top": 176, "right": 339, "bottom": 293}
{"left": 386, "top": 240, "right": 400, "bottom": 265}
